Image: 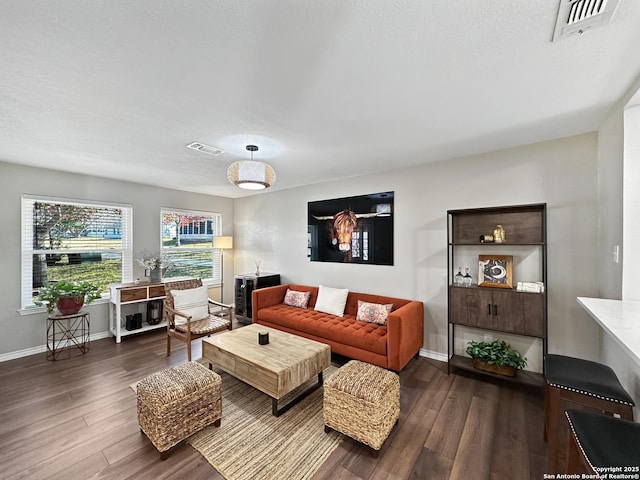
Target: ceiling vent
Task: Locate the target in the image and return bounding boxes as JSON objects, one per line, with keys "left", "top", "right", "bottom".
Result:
{"left": 186, "top": 142, "right": 225, "bottom": 156}
{"left": 552, "top": 0, "right": 621, "bottom": 41}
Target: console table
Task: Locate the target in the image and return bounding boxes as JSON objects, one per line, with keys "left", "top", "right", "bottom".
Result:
{"left": 109, "top": 281, "right": 167, "bottom": 342}
{"left": 109, "top": 278, "right": 195, "bottom": 342}
{"left": 46, "top": 311, "right": 90, "bottom": 360}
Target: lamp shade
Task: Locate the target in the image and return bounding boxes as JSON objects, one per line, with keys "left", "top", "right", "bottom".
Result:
{"left": 227, "top": 160, "right": 276, "bottom": 190}
{"left": 213, "top": 236, "right": 233, "bottom": 249}
{"left": 227, "top": 145, "right": 276, "bottom": 190}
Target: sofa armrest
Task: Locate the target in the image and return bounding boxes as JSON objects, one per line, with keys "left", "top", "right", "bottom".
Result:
{"left": 252, "top": 284, "right": 290, "bottom": 319}
{"left": 386, "top": 301, "right": 424, "bottom": 371}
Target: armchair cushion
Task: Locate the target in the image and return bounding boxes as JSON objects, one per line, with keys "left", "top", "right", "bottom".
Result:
{"left": 171, "top": 286, "right": 209, "bottom": 325}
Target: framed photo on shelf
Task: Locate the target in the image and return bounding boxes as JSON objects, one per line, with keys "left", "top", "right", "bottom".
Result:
{"left": 478, "top": 255, "right": 513, "bottom": 289}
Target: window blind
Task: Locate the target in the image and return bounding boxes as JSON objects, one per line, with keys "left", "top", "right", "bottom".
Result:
{"left": 21, "top": 195, "right": 132, "bottom": 309}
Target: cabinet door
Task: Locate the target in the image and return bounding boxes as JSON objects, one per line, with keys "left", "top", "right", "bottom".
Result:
{"left": 492, "top": 290, "right": 525, "bottom": 333}
{"left": 468, "top": 289, "right": 495, "bottom": 330}
{"left": 521, "top": 293, "right": 544, "bottom": 337}
{"left": 234, "top": 278, "right": 246, "bottom": 316}
{"left": 245, "top": 279, "right": 255, "bottom": 318}
{"left": 492, "top": 291, "right": 544, "bottom": 337}
{"left": 449, "top": 287, "right": 469, "bottom": 325}
{"left": 450, "top": 287, "right": 495, "bottom": 329}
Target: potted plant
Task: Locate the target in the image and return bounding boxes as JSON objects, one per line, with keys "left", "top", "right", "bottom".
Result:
{"left": 36, "top": 280, "right": 103, "bottom": 315}
{"left": 465, "top": 339, "right": 527, "bottom": 377}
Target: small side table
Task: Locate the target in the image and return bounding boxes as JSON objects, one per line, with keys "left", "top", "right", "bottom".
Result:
{"left": 47, "top": 311, "right": 90, "bottom": 360}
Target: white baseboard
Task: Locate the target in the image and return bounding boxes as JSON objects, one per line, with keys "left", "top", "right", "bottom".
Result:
{"left": 0, "top": 330, "right": 112, "bottom": 363}
{"left": 418, "top": 348, "right": 448, "bottom": 363}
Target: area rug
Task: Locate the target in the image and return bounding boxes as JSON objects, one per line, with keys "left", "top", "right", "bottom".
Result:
{"left": 132, "top": 367, "right": 342, "bottom": 480}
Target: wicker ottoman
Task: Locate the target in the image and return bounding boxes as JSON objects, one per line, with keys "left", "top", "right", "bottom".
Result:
{"left": 323, "top": 360, "right": 400, "bottom": 457}
{"left": 137, "top": 361, "right": 222, "bottom": 459}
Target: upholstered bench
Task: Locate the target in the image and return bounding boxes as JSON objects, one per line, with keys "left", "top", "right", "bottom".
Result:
{"left": 137, "top": 361, "right": 222, "bottom": 459}
{"left": 323, "top": 360, "right": 400, "bottom": 457}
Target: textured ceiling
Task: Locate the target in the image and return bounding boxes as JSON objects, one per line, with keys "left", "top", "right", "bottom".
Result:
{"left": 1, "top": 1, "right": 640, "bottom": 198}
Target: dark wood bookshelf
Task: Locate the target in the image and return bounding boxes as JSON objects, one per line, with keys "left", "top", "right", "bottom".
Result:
{"left": 447, "top": 203, "right": 548, "bottom": 388}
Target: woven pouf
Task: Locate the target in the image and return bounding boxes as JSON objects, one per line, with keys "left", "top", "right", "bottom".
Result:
{"left": 323, "top": 360, "right": 400, "bottom": 456}
{"left": 137, "top": 361, "right": 222, "bottom": 459}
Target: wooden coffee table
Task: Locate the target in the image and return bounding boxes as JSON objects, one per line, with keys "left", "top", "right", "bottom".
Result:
{"left": 202, "top": 324, "right": 331, "bottom": 416}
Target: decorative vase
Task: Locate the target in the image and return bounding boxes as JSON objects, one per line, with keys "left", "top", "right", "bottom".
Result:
{"left": 472, "top": 358, "right": 517, "bottom": 377}
{"left": 57, "top": 296, "right": 84, "bottom": 315}
{"left": 150, "top": 267, "right": 166, "bottom": 283}
{"left": 463, "top": 267, "right": 473, "bottom": 287}
{"left": 454, "top": 267, "right": 464, "bottom": 286}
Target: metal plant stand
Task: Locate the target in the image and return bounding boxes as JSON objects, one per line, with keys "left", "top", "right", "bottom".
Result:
{"left": 46, "top": 311, "right": 90, "bottom": 360}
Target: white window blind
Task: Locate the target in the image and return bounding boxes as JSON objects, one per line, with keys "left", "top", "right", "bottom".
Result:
{"left": 21, "top": 195, "right": 133, "bottom": 309}
{"left": 160, "top": 208, "right": 222, "bottom": 283}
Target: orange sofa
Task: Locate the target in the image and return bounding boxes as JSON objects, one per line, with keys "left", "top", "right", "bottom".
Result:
{"left": 251, "top": 284, "right": 424, "bottom": 372}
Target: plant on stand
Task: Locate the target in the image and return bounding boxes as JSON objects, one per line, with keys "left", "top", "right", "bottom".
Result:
{"left": 36, "top": 280, "right": 103, "bottom": 315}
{"left": 466, "top": 339, "right": 527, "bottom": 377}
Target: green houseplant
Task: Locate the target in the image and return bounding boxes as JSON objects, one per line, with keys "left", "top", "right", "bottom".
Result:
{"left": 36, "top": 280, "right": 103, "bottom": 315}
{"left": 466, "top": 339, "right": 527, "bottom": 377}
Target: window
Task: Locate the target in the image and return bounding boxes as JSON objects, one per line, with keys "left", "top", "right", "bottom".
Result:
{"left": 22, "top": 195, "right": 132, "bottom": 309}
{"left": 161, "top": 208, "right": 222, "bottom": 283}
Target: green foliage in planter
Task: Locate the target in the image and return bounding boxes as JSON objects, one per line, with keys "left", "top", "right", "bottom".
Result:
{"left": 466, "top": 340, "right": 527, "bottom": 370}
{"left": 35, "top": 280, "right": 103, "bottom": 313}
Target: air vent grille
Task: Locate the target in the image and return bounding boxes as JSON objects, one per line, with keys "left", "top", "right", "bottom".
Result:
{"left": 567, "top": 0, "right": 607, "bottom": 24}
{"left": 186, "top": 142, "right": 225, "bottom": 156}
{"left": 552, "top": 0, "right": 620, "bottom": 41}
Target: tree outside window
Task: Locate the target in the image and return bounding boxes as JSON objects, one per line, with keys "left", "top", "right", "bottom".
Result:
{"left": 161, "top": 209, "right": 222, "bottom": 282}
{"left": 22, "top": 196, "right": 132, "bottom": 309}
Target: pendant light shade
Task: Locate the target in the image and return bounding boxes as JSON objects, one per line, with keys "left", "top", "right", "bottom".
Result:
{"left": 227, "top": 145, "right": 276, "bottom": 190}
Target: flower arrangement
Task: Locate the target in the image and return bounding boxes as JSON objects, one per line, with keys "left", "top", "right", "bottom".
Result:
{"left": 136, "top": 251, "right": 173, "bottom": 271}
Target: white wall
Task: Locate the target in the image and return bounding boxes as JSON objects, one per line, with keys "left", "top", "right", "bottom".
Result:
{"left": 234, "top": 133, "right": 601, "bottom": 371}
{"left": 0, "top": 131, "right": 608, "bottom": 372}
{"left": 593, "top": 75, "right": 640, "bottom": 415}
{"left": 623, "top": 104, "right": 640, "bottom": 301}
{"left": 0, "top": 161, "right": 233, "bottom": 359}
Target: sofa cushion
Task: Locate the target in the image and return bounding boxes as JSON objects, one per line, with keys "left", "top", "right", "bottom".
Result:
{"left": 283, "top": 288, "right": 312, "bottom": 308}
{"left": 356, "top": 300, "right": 393, "bottom": 325}
{"left": 257, "top": 304, "right": 387, "bottom": 355}
{"left": 314, "top": 285, "right": 349, "bottom": 317}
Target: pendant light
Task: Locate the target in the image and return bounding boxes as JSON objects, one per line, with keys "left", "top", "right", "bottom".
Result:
{"left": 227, "top": 145, "right": 276, "bottom": 190}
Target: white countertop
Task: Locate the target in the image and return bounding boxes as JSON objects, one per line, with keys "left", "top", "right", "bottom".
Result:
{"left": 577, "top": 297, "right": 640, "bottom": 366}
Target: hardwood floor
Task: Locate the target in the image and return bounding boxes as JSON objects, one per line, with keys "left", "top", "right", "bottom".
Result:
{"left": 0, "top": 326, "right": 547, "bottom": 480}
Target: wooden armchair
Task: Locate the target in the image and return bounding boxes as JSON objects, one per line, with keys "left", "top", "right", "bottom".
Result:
{"left": 163, "top": 279, "right": 233, "bottom": 361}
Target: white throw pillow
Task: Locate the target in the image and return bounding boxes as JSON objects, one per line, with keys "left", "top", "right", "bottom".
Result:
{"left": 171, "top": 286, "right": 209, "bottom": 325}
{"left": 314, "top": 285, "right": 349, "bottom": 317}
